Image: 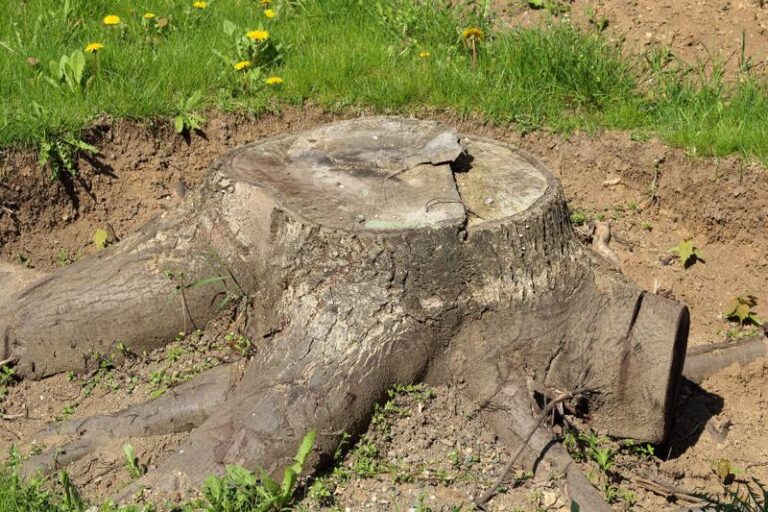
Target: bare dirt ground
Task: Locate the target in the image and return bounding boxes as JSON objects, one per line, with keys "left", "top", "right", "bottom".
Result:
{"left": 494, "top": 0, "right": 768, "bottom": 75}
{"left": 2, "top": 105, "right": 767, "bottom": 510}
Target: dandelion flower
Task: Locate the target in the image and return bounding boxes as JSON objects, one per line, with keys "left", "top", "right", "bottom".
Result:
{"left": 192, "top": 1, "right": 207, "bottom": 9}
{"left": 85, "top": 42, "right": 105, "bottom": 53}
{"left": 234, "top": 60, "right": 252, "bottom": 71}
{"left": 103, "top": 15, "right": 121, "bottom": 25}
{"left": 246, "top": 30, "right": 269, "bottom": 42}
{"left": 264, "top": 8, "right": 276, "bottom": 18}
{"left": 265, "top": 76, "right": 283, "bottom": 85}
{"left": 143, "top": 12, "right": 156, "bottom": 19}
{"left": 462, "top": 27, "right": 484, "bottom": 41}
{"left": 418, "top": 50, "right": 430, "bottom": 58}
{"left": 261, "top": 0, "right": 272, "bottom": 5}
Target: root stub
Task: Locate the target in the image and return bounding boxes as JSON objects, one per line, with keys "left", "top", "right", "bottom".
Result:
{"left": 2, "top": 117, "right": 689, "bottom": 501}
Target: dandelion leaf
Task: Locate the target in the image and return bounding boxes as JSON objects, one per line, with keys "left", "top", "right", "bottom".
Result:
{"left": 69, "top": 50, "right": 85, "bottom": 84}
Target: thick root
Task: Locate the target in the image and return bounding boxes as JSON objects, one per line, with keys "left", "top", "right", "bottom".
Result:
{"left": 23, "top": 363, "right": 238, "bottom": 478}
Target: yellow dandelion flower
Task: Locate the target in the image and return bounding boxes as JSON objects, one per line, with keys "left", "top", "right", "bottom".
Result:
{"left": 418, "top": 50, "right": 430, "bottom": 59}
{"left": 261, "top": 0, "right": 272, "bottom": 5}
{"left": 264, "top": 8, "right": 276, "bottom": 18}
{"left": 265, "top": 76, "right": 283, "bottom": 85}
{"left": 246, "top": 30, "right": 269, "bottom": 42}
{"left": 103, "top": 15, "right": 121, "bottom": 25}
{"left": 234, "top": 60, "right": 252, "bottom": 71}
{"left": 462, "top": 27, "right": 484, "bottom": 41}
{"left": 85, "top": 42, "right": 104, "bottom": 53}
{"left": 143, "top": 12, "right": 156, "bottom": 19}
{"left": 192, "top": 1, "right": 207, "bottom": 9}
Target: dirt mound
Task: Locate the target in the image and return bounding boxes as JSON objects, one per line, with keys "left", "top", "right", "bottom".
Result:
{"left": 0, "top": 107, "right": 336, "bottom": 271}
{"left": 494, "top": 0, "right": 768, "bottom": 74}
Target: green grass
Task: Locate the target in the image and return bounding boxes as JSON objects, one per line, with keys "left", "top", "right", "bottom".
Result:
{"left": 1, "top": 0, "right": 767, "bottom": 160}
{"left": 0, "top": 429, "right": 317, "bottom": 511}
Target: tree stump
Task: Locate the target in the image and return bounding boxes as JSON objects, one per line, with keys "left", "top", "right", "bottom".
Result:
{"left": 0, "top": 118, "right": 689, "bottom": 501}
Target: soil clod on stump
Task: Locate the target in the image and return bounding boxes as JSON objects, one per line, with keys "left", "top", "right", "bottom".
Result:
{"left": 0, "top": 117, "right": 689, "bottom": 504}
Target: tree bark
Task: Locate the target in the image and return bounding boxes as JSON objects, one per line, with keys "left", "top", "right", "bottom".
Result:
{"left": 683, "top": 335, "right": 768, "bottom": 383}
{"left": 2, "top": 118, "right": 689, "bottom": 501}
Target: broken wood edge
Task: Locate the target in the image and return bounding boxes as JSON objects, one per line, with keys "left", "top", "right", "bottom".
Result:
{"left": 683, "top": 335, "right": 768, "bottom": 383}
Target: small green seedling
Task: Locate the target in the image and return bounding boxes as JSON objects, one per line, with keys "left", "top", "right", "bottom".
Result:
{"left": 570, "top": 210, "right": 587, "bottom": 225}
{"left": 123, "top": 443, "right": 145, "bottom": 479}
{"left": 669, "top": 238, "right": 704, "bottom": 268}
{"left": 92, "top": 228, "right": 110, "bottom": 250}
{"left": 202, "top": 430, "right": 316, "bottom": 511}
{"left": 723, "top": 295, "right": 763, "bottom": 327}
{"left": 174, "top": 90, "right": 207, "bottom": 136}
{"left": 591, "top": 446, "right": 616, "bottom": 473}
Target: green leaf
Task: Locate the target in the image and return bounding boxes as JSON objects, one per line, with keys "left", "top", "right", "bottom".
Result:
{"left": 669, "top": 238, "right": 702, "bottom": 267}
{"left": 571, "top": 501, "right": 581, "bottom": 512}
{"left": 723, "top": 298, "right": 740, "bottom": 317}
{"left": 735, "top": 303, "right": 751, "bottom": 323}
{"left": 203, "top": 475, "right": 223, "bottom": 502}
{"left": 38, "top": 141, "right": 51, "bottom": 168}
{"left": 280, "top": 467, "right": 298, "bottom": 498}
{"left": 58, "top": 54, "right": 69, "bottom": 76}
{"left": 676, "top": 239, "right": 694, "bottom": 264}
{"left": 294, "top": 430, "right": 317, "bottom": 468}
{"left": 174, "top": 115, "right": 185, "bottom": 134}
{"left": 226, "top": 464, "right": 257, "bottom": 487}
{"left": 187, "top": 89, "right": 203, "bottom": 109}
{"left": 123, "top": 443, "right": 136, "bottom": 464}
{"left": 93, "top": 228, "right": 109, "bottom": 250}
{"left": 222, "top": 19, "right": 238, "bottom": 37}
{"left": 49, "top": 59, "right": 62, "bottom": 81}
{"left": 69, "top": 49, "right": 85, "bottom": 84}
{"left": 70, "top": 138, "right": 98, "bottom": 155}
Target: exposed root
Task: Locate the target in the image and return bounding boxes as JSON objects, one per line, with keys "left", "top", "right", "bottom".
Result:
{"left": 1, "top": 413, "right": 25, "bottom": 420}
{"left": 592, "top": 221, "right": 622, "bottom": 269}
{"left": 630, "top": 473, "right": 707, "bottom": 505}
{"left": 475, "top": 384, "right": 592, "bottom": 508}
{"left": 23, "top": 363, "right": 237, "bottom": 479}
{"left": 474, "top": 381, "right": 611, "bottom": 512}
{"left": 684, "top": 334, "right": 768, "bottom": 383}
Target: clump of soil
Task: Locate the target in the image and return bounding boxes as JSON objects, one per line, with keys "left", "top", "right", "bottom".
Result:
{"left": 2, "top": 108, "right": 768, "bottom": 511}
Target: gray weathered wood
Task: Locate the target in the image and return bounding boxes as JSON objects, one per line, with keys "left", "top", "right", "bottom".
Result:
{"left": 2, "top": 118, "right": 689, "bottom": 502}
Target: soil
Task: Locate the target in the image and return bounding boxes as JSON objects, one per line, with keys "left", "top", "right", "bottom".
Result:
{"left": 494, "top": 0, "right": 768, "bottom": 75}
{"left": 2, "top": 104, "right": 768, "bottom": 510}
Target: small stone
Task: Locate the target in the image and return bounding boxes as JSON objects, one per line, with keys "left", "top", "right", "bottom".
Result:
{"left": 484, "top": 197, "right": 494, "bottom": 205}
